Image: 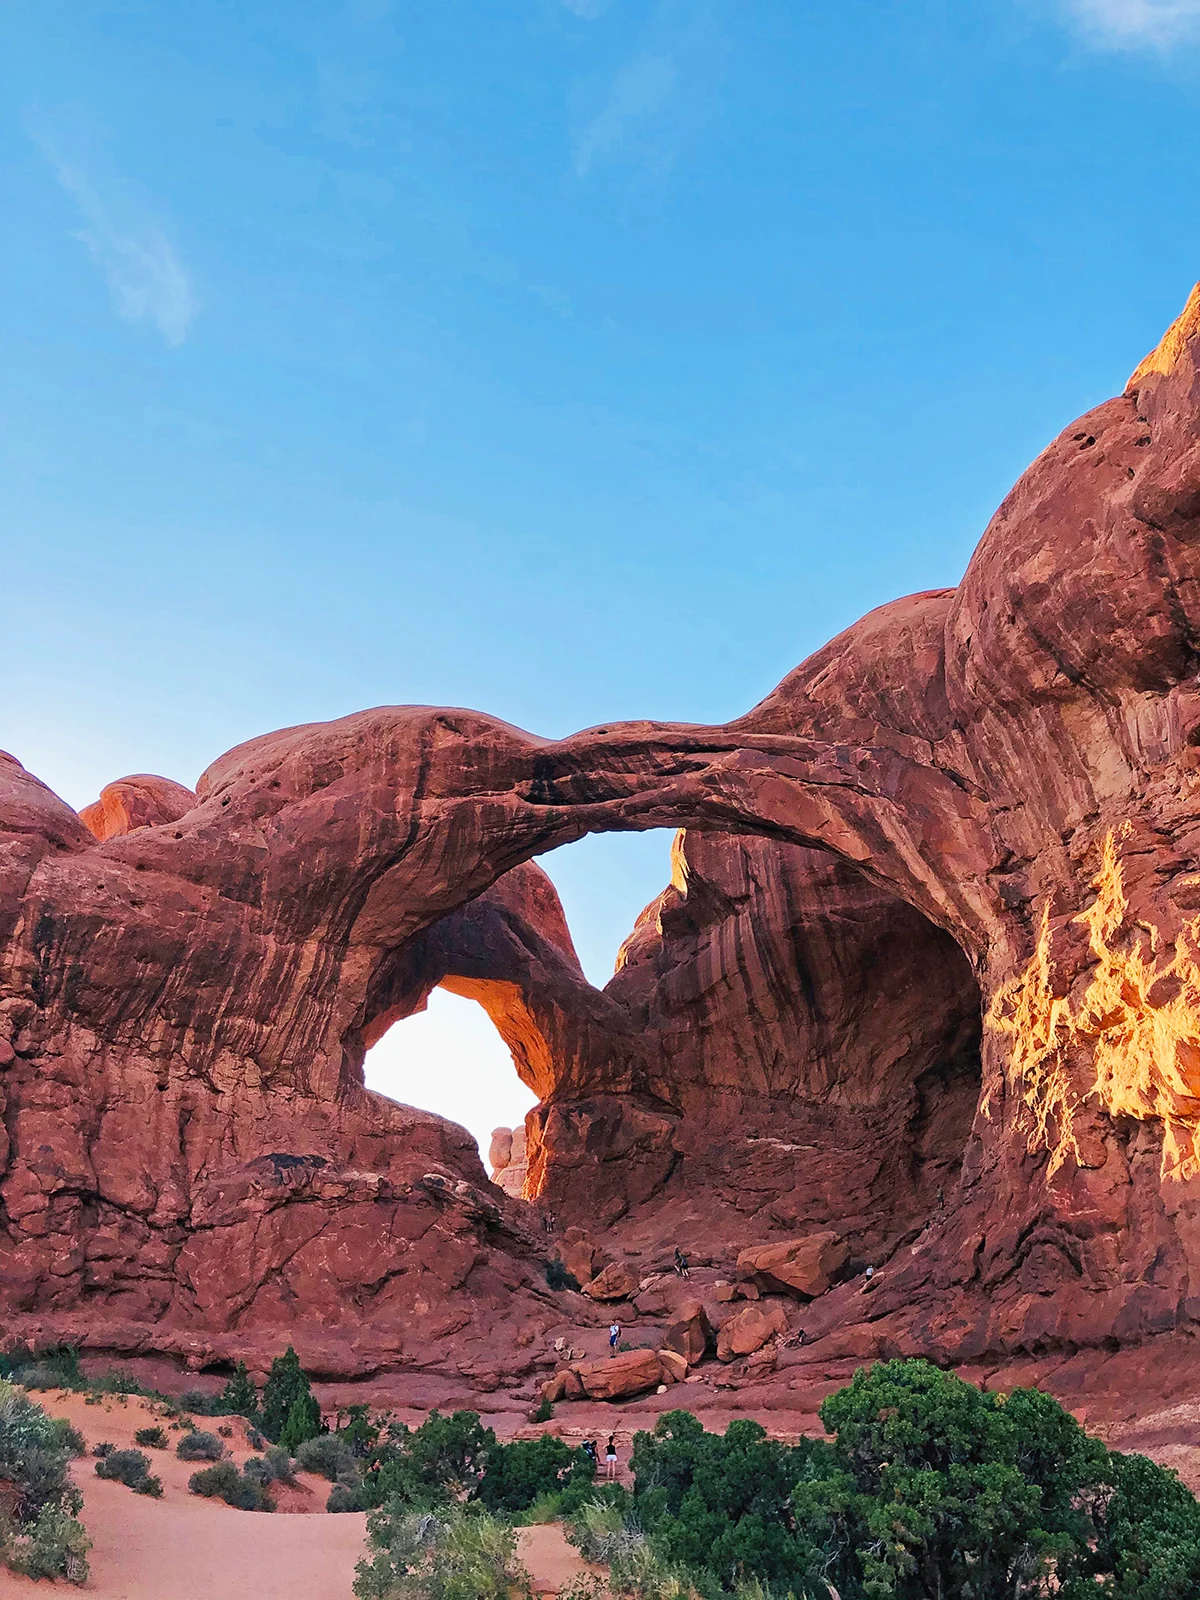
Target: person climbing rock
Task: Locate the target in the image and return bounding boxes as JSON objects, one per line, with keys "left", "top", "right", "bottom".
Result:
{"left": 605, "top": 1435, "right": 618, "bottom": 1480}
{"left": 582, "top": 1439, "right": 597, "bottom": 1465}
{"left": 609, "top": 1321, "right": 621, "bottom": 1355}
{"left": 674, "top": 1247, "right": 690, "bottom": 1279}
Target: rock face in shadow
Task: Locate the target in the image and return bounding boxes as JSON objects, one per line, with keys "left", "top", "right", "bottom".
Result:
{"left": 527, "top": 830, "right": 983, "bottom": 1268}
{"left": 9, "top": 287, "right": 1200, "bottom": 1396}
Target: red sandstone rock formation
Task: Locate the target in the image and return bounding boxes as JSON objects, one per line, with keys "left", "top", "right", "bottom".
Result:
{"left": 716, "top": 1302, "right": 789, "bottom": 1363}
{"left": 9, "top": 287, "right": 1200, "bottom": 1409}
{"left": 78, "top": 774, "right": 197, "bottom": 841}
{"left": 737, "top": 1234, "right": 849, "bottom": 1300}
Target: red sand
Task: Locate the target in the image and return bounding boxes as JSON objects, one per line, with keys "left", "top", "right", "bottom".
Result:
{"left": 3, "top": 1390, "right": 596, "bottom": 1598}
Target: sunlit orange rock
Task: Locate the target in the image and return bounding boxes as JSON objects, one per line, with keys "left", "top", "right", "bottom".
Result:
{"left": 737, "top": 1234, "right": 849, "bottom": 1300}
{"left": 78, "top": 774, "right": 196, "bottom": 840}
{"left": 716, "top": 1302, "right": 789, "bottom": 1363}
{"left": 570, "top": 1348, "right": 663, "bottom": 1401}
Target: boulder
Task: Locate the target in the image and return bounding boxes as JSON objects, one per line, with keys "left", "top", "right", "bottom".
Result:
{"left": 634, "top": 1283, "right": 673, "bottom": 1316}
{"left": 657, "top": 1348, "right": 688, "bottom": 1383}
{"left": 582, "top": 1261, "right": 640, "bottom": 1302}
{"left": 541, "top": 1365, "right": 585, "bottom": 1403}
{"left": 572, "top": 1348, "right": 664, "bottom": 1401}
{"left": 737, "top": 1233, "right": 848, "bottom": 1299}
{"left": 488, "top": 1128, "right": 513, "bottom": 1172}
{"left": 716, "top": 1301, "right": 789, "bottom": 1363}
{"left": 661, "top": 1299, "right": 713, "bottom": 1365}
{"left": 555, "top": 1228, "right": 605, "bottom": 1289}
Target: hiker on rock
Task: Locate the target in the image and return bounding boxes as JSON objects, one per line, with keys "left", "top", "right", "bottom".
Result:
{"left": 609, "top": 1321, "right": 621, "bottom": 1355}
{"left": 674, "top": 1247, "right": 690, "bottom": 1279}
{"left": 582, "top": 1439, "right": 597, "bottom": 1465}
{"left": 605, "top": 1435, "right": 618, "bottom": 1479}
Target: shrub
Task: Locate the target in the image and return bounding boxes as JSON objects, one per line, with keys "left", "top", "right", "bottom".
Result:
{"left": 260, "top": 1346, "right": 315, "bottom": 1444}
{"left": 0, "top": 1343, "right": 82, "bottom": 1389}
{"left": 800, "top": 1359, "right": 1113, "bottom": 1599}
{"left": 241, "top": 1445, "right": 297, "bottom": 1489}
{"left": 176, "top": 1430, "right": 225, "bottom": 1461}
{"left": 218, "top": 1360, "right": 259, "bottom": 1420}
{"left": 92, "top": 1441, "right": 115, "bottom": 1458}
{"left": 478, "top": 1434, "right": 594, "bottom": 1516}
{"left": 0, "top": 1379, "right": 90, "bottom": 1583}
{"left": 1091, "top": 1448, "right": 1200, "bottom": 1594}
{"left": 188, "top": 1460, "right": 274, "bottom": 1512}
{"left": 87, "top": 1366, "right": 151, "bottom": 1397}
{"left": 295, "top": 1433, "right": 357, "bottom": 1482}
{"left": 134, "top": 1426, "right": 168, "bottom": 1449}
{"left": 363, "top": 1410, "right": 496, "bottom": 1510}
{"left": 629, "top": 1410, "right": 827, "bottom": 1592}
{"left": 178, "top": 1387, "right": 228, "bottom": 1417}
{"left": 566, "top": 1496, "right": 638, "bottom": 1567}
{"left": 544, "top": 1258, "right": 581, "bottom": 1293}
{"left": 559, "top": 1580, "right": 612, "bottom": 1600}
{"left": 188, "top": 1460, "right": 240, "bottom": 1498}
{"left": 94, "top": 1447, "right": 154, "bottom": 1489}
{"left": 613, "top": 1364, "right": 1200, "bottom": 1598}
{"left": 279, "top": 1390, "right": 323, "bottom": 1454}
{"left": 353, "top": 1503, "right": 530, "bottom": 1600}
{"left": 533, "top": 1396, "right": 554, "bottom": 1424}
{"left": 337, "top": 1403, "right": 382, "bottom": 1459}
{"left": 5, "top": 1502, "right": 93, "bottom": 1584}
{"left": 264, "top": 1444, "right": 297, "bottom": 1484}
{"left": 241, "top": 1457, "right": 275, "bottom": 1491}
{"left": 327, "top": 1482, "right": 363, "bottom": 1513}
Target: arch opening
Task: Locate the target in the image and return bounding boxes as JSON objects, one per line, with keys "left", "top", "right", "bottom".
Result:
{"left": 360, "top": 831, "right": 680, "bottom": 1196}
{"left": 363, "top": 987, "right": 539, "bottom": 1173}
{"left": 355, "top": 816, "right": 986, "bottom": 1250}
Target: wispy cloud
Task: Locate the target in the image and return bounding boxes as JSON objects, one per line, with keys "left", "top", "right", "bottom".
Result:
{"left": 42, "top": 148, "right": 196, "bottom": 346}
{"left": 570, "top": 0, "right": 722, "bottom": 181}
{"left": 574, "top": 51, "right": 679, "bottom": 175}
{"left": 1059, "top": 0, "right": 1200, "bottom": 47}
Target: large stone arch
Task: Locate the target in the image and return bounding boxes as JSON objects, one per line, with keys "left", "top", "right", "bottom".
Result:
{"left": 6, "top": 287, "right": 1200, "bottom": 1385}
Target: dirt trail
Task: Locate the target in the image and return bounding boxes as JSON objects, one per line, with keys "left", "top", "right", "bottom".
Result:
{"left": 4, "top": 1390, "right": 597, "bottom": 1599}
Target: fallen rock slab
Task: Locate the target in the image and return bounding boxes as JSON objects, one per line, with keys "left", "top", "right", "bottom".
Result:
{"left": 737, "top": 1232, "right": 848, "bottom": 1299}
{"left": 657, "top": 1348, "right": 688, "bottom": 1382}
{"left": 582, "top": 1261, "right": 640, "bottom": 1302}
{"left": 554, "top": 1228, "right": 606, "bottom": 1288}
{"left": 717, "top": 1301, "right": 789, "bottom": 1362}
{"left": 661, "top": 1299, "right": 713, "bottom": 1365}
{"left": 571, "top": 1348, "right": 664, "bottom": 1400}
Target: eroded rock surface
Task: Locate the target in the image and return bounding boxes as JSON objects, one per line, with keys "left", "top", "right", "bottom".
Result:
{"left": 8, "top": 288, "right": 1200, "bottom": 1417}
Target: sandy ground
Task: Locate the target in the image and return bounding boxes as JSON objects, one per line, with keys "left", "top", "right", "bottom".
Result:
{"left": 517, "top": 1525, "right": 599, "bottom": 1597}
{"left": 4, "top": 1389, "right": 598, "bottom": 1598}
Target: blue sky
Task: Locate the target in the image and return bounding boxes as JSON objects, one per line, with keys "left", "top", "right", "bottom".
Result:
{"left": 5, "top": 0, "right": 1200, "bottom": 1154}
